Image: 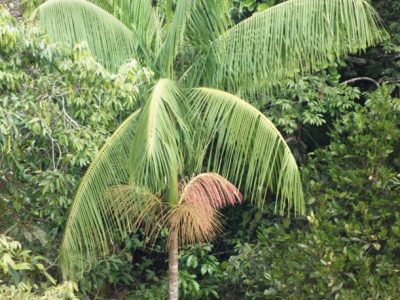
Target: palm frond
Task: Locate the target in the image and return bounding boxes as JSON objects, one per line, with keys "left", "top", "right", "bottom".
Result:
{"left": 189, "top": 0, "right": 385, "bottom": 95}
{"left": 173, "top": 0, "right": 230, "bottom": 80}
{"left": 105, "top": 184, "right": 165, "bottom": 245}
{"left": 156, "top": 0, "right": 195, "bottom": 75}
{"left": 169, "top": 173, "right": 242, "bottom": 247}
{"left": 184, "top": 0, "right": 230, "bottom": 49}
{"left": 37, "top": 0, "right": 137, "bottom": 71}
{"left": 128, "top": 79, "right": 191, "bottom": 194}
{"left": 168, "top": 203, "right": 221, "bottom": 247}
{"left": 86, "top": 0, "right": 119, "bottom": 14}
{"left": 117, "top": 0, "right": 163, "bottom": 65}
{"left": 60, "top": 110, "right": 140, "bottom": 280}
{"left": 157, "top": 0, "right": 230, "bottom": 76}
{"left": 180, "top": 173, "right": 242, "bottom": 209}
{"left": 89, "top": 0, "right": 163, "bottom": 67}
{"left": 189, "top": 88, "right": 304, "bottom": 215}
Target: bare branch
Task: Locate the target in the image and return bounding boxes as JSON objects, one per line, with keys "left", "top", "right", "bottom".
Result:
{"left": 341, "top": 77, "right": 379, "bottom": 88}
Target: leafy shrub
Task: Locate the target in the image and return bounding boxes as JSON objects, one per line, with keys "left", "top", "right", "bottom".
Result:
{"left": 262, "top": 67, "right": 360, "bottom": 136}
{"left": 221, "top": 86, "right": 400, "bottom": 299}
{"left": 0, "top": 7, "right": 151, "bottom": 297}
{"left": 0, "top": 234, "right": 55, "bottom": 287}
{"left": 0, "top": 281, "right": 78, "bottom": 300}
{"left": 0, "top": 6, "right": 150, "bottom": 246}
{"left": 0, "top": 234, "right": 78, "bottom": 299}
{"left": 179, "top": 244, "right": 221, "bottom": 299}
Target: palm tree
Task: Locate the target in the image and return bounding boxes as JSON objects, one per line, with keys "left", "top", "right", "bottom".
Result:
{"left": 34, "top": 0, "right": 384, "bottom": 298}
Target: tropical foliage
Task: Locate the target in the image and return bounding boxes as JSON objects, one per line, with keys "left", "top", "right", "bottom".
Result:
{"left": 1, "top": 0, "right": 399, "bottom": 299}
{"left": 31, "top": 1, "right": 387, "bottom": 298}
{"left": 219, "top": 86, "right": 400, "bottom": 299}
{"left": 35, "top": 0, "right": 384, "bottom": 94}
{"left": 0, "top": 7, "right": 148, "bottom": 298}
{"left": 0, "top": 234, "right": 78, "bottom": 299}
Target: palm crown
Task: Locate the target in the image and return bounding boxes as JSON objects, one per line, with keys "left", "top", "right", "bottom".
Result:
{"left": 37, "top": 0, "right": 383, "bottom": 95}
{"left": 34, "top": 0, "right": 384, "bottom": 296}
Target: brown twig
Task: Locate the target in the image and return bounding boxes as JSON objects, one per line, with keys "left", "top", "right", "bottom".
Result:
{"left": 341, "top": 77, "right": 379, "bottom": 88}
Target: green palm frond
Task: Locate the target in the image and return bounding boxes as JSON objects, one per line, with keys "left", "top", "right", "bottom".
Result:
{"left": 60, "top": 110, "right": 140, "bottom": 280}
{"left": 184, "top": 0, "right": 230, "bottom": 49}
{"left": 117, "top": 0, "right": 163, "bottom": 64}
{"left": 128, "top": 79, "right": 191, "bottom": 194}
{"left": 37, "top": 0, "right": 137, "bottom": 71}
{"left": 157, "top": 0, "right": 230, "bottom": 76}
{"left": 190, "top": 88, "right": 304, "bottom": 215}
{"left": 87, "top": 0, "right": 119, "bottom": 14}
{"left": 89, "top": 0, "right": 163, "bottom": 67}
{"left": 156, "top": 0, "right": 195, "bottom": 75}
{"left": 190, "top": 0, "right": 385, "bottom": 95}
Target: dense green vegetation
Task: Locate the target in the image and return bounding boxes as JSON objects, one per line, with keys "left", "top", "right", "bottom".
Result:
{"left": 1, "top": 0, "right": 399, "bottom": 299}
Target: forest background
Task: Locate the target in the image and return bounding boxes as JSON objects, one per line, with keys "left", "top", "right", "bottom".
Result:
{"left": 0, "top": 0, "right": 399, "bottom": 299}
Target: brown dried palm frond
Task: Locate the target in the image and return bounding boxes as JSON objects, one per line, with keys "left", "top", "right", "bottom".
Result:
{"left": 180, "top": 173, "right": 243, "bottom": 208}
{"left": 168, "top": 173, "right": 242, "bottom": 247}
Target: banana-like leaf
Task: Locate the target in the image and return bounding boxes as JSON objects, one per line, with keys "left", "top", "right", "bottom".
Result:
{"left": 190, "top": 88, "right": 304, "bottom": 215}
{"left": 190, "top": 0, "right": 385, "bottom": 95}
{"left": 60, "top": 110, "right": 140, "bottom": 280}
{"left": 37, "top": 0, "right": 137, "bottom": 71}
{"left": 169, "top": 173, "right": 242, "bottom": 247}
{"left": 128, "top": 79, "right": 191, "bottom": 193}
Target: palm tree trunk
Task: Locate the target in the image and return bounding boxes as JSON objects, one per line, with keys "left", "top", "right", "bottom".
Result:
{"left": 168, "top": 229, "right": 179, "bottom": 300}
{"left": 168, "top": 166, "right": 179, "bottom": 300}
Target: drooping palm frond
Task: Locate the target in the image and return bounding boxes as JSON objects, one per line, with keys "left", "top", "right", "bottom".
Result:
{"left": 180, "top": 173, "right": 242, "bottom": 209}
{"left": 169, "top": 173, "right": 242, "bottom": 247}
{"left": 89, "top": 0, "right": 164, "bottom": 68}
{"left": 189, "top": 0, "right": 385, "bottom": 95}
{"left": 128, "top": 79, "right": 191, "bottom": 194}
{"left": 189, "top": 88, "right": 304, "bottom": 215}
{"left": 174, "top": 0, "right": 231, "bottom": 80}
{"left": 168, "top": 203, "right": 221, "bottom": 247}
{"left": 105, "top": 184, "right": 165, "bottom": 245}
{"left": 59, "top": 110, "right": 140, "bottom": 280}
{"left": 37, "top": 0, "right": 137, "bottom": 71}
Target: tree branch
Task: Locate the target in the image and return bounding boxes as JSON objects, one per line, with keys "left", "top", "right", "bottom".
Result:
{"left": 341, "top": 77, "right": 379, "bottom": 88}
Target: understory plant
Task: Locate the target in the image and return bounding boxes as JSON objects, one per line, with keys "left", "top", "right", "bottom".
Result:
{"left": 0, "top": 234, "right": 78, "bottom": 299}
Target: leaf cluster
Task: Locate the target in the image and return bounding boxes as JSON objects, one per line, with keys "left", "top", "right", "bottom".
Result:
{"left": 0, "top": 7, "right": 149, "bottom": 297}
{"left": 220, "top": 86, "right": 400, "bottom": 299}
